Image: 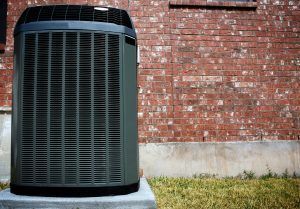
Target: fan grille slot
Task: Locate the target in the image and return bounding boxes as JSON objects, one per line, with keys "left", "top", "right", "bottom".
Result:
{"left": 16, "top": 5, "right": 133, "bottom": 29}
{"left": 21, "top": 31, "right": 122, "bottom": 185}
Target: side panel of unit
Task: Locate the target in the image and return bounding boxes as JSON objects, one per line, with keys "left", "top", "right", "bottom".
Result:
{"left": 11, "top": 33, "right": 23, "bottom": 184}
{"left": 123, "top": 34, "right": 139, "bottom": 185}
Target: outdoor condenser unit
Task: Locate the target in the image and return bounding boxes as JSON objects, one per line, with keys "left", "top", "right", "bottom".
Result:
{"left": 11, "top": 5, "right": 139, "bottom": 197}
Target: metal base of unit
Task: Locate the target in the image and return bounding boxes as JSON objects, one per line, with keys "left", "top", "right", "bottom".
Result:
{"left": 10, "top": 180, "right": 139, "bottom": 197}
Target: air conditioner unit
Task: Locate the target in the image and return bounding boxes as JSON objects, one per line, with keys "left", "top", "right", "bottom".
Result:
{"left": 11, "top": 5, "right": 139, "bottom": 197}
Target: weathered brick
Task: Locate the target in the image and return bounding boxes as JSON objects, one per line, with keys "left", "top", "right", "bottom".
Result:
{"left": 0, "top": 0, "right": 299, "bottom": 143}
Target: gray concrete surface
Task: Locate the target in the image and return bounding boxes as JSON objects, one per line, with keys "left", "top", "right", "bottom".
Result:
{"left": 0, "top": 178, "right": 156, "bottom": 209}
{"left": 0, "top": 114, "right": 11, "bottom": 181}
{"left": 140, "top": 141, "right": 300, "bottom": 177}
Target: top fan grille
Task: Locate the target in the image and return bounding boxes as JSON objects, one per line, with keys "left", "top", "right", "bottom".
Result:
{"left": 16, "top": 5, "right": 133, "bottom": 29}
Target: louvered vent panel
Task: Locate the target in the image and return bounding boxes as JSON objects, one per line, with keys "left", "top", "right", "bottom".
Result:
{"left": 21, "top": 33, "right": 36, "bottom": 184}
{"left": 108, "top": 8, "right": 121, "bottom": 26}
{"left": 25, "top": 7, "right": 41, "bottom": 23}
{"left": 80, "top": 6, "right": 94, "bottom": 21}
{"left": 94, "top": 9, "right": 108, "bottom": 23}
{"left": 66, "top": 5, "right": 80, "bottom": 20}
{"left": 108, "top": 34, "right": 121, "bottom": 183}
{"left": 16, "top": 5, "right": 133, "bottom": 29}
{"left": 79, "top": 32, "right": 92, "bottom": 183}
{"left": 35, "top": 33, "right": 49, "bottom": 184}
{"left": 38, "top": 6, "right": 54, "bottom": 21}
{"left": 51, "top": 5, "right": 68, "bottom": 20}
{"left": 65, "top": 32, "right": 78, "bottom": 184}
{"left": 50, "top": 32, "right": 63, "bottom": 184}
{"left": 20, "top": 31, "right": 122, "bottom": 185}
{"left": 93, "top": 33, "right": 107, "bottom": 184}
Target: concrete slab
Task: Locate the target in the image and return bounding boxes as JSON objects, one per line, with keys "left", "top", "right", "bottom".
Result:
{"left": 140, "top": 141, "right": 300, "bottom": 177}
{"left": 0, "top": 178, "right": 157, "bottom": 209}
{"left": 0, "top": 114, "right": 11, "bottom": 181}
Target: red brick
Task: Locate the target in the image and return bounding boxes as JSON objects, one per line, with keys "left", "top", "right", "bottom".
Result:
{"left": 1, "top": 0, "right": 299, "bottom": 143}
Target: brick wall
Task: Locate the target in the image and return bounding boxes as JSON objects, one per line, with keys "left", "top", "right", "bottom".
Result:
{"left": 1, "top": 0, "right": 299, "bottom": 142}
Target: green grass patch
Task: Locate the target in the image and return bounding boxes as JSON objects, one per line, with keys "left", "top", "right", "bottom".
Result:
{"left": 1, "top": 177, "right": 299, "bottom": 209}
{"left": 0, "top": 182, "right": 9, "bottom": 191}
{"left": 148, "top": 177, "right": 300, "bottom": 209}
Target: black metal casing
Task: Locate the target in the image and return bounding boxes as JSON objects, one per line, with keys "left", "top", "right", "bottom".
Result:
{"left": 11, "top": 5, "right": 139, "bottom": 197}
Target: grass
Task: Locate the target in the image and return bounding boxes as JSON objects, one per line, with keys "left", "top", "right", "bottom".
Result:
{"left": 1, "top": 176, "right": 299, "bottom": 209}
{"left": 0, "top": 181, "right": 9, "bottom": 191}
{"left": 148, "top": 177, "right": 300, "bottom": 209}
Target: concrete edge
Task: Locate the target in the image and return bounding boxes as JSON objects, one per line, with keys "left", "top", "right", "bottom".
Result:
{"left": 139, "top": 140, "right": 300, "bottom": 177}
{"left": 0, "top": 178, "right": 157, "bottom": 209}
